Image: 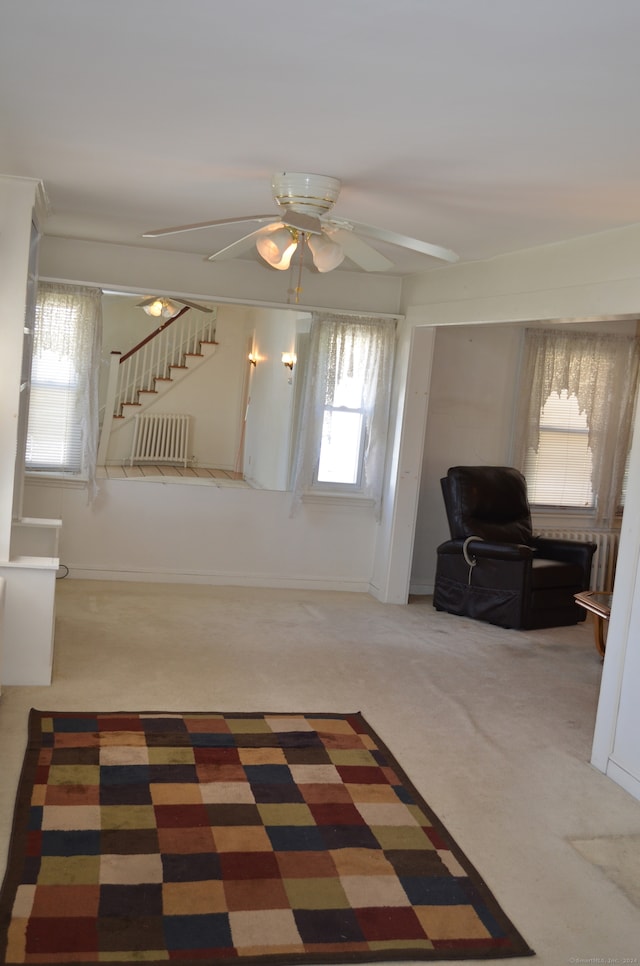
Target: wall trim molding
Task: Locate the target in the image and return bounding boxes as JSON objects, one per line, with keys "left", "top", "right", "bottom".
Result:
{"left": 604, "top": 758, "right": 640, "bottom": 802}
{"left": 63, "top": 568, "right": 371, "bottom": 593}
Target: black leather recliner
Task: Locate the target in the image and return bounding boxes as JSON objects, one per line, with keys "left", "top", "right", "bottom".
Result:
{"left": 433, "top": 466, "right": 597, "bottom": 630}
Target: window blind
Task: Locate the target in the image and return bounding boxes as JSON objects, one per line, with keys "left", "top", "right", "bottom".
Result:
{"left": 26, "top": 282, "right": 102, "bottom": 481}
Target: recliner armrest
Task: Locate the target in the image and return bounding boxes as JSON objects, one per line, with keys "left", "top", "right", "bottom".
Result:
{"left": 531, "top": 536, "right": 597, "bottom": 568}
{"left": 437, "top": 539, "right": 535, "bottom": 561}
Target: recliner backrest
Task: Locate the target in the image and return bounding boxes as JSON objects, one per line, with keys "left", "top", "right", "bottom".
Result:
{"left": 441, "top": 466, "right": 534, "bottom": 544}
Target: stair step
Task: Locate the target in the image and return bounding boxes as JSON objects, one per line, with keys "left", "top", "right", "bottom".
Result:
{"left": 112, "top": 340, "right": 215, "bottom": 426}
{"left": 153, "top": 377, "right": 173, "bottom": 393}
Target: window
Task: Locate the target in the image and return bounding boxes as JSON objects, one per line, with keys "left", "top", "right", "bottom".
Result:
{"left": 315, "top": 335, "right": 371, "bottom": 487}
{"left": 291, "top": 314, "right": 396, "bottom": 515}
{"left": 524, "top": 390, "right": 593, "bottom": 506}
{"left": 514, "top": 327, "right": 640, "bottom": 525}
{"left": 27, "top": 348, "right": 83, "bottom": 472}
{"left": 317, "top": 406, "right": 365, "bottom": 486}
{"left": 26, "top": 282, "right": 102, "bottom": 482}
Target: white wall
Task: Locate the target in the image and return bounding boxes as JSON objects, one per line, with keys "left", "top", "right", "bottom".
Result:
{"left": 410, "top": 324, "right": 521, "bottom": 594}
{"left": 243, "top": 308, "right": 301, "bottom": 490}
{"left": 0, "top": 177, "right": 41, "bottom": 558}
{"left": 22, "top": 478, "right": 378, "bottom": 591}
{"left": 41, "top": 236, "right": 403, "bottom": 316}
{"left": 0, "top": 175, "right": 59, "bottom": 685}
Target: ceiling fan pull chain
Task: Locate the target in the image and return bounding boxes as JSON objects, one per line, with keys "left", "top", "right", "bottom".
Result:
{"left": 287, "top": 231, "right": 306, "bottom": 304}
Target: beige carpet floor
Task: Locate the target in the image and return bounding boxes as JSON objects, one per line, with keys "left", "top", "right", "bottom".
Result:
{"left": 1, "top": 579, "right": 639, "bottom": 964}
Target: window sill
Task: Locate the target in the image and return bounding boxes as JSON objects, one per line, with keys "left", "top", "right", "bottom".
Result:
{"left": 301, "top": 491, "right": 376, "bottom": 510}
{"left": 25, "top": 472, "right": 88, "bottom": 489}
{"left": 531, "top": 506, "right": 622, "bottom": 530}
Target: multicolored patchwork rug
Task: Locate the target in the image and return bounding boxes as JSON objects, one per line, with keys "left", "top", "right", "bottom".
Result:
{"left": 0, "top": 710, "right": 533, "bottom": 964}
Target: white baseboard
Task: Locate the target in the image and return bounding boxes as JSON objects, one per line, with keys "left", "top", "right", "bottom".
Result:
{"left": 408, "top": 581, "right": 434, "bottom": 596}
{"left": 63, "top": 567, "right": 371, "bottom": 594}
{"left": 605, "top": 758, "right": 640, "bottom": 803}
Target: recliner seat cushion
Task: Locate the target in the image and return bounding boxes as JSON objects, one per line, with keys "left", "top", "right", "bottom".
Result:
{"left": 530, "top": 558, "right": 584, "bottom": 588}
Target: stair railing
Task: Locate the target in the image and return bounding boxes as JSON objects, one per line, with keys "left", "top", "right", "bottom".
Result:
{"left": 97, "top": 306, "right": 217, "bottom": 466}
{"left": 116, "top": 306, "right": 217, "bottom": 412}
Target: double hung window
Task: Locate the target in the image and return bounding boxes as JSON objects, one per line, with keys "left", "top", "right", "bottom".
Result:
{"left": 514, "top": 327, "right": 640, "bottom": 524}
{"left": 26, "top": 282, "right": 102, "bottom": 483}
{"left": 291, "top": 314, "right": 396, "bottom": 515}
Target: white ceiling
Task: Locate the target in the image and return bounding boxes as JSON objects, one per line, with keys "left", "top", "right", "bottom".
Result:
{"left": 2, "top": 0, "right": 640, "bottom": 277}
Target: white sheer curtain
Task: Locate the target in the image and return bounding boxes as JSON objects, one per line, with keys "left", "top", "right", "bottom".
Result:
{"left": 514, "top": 327, "right": 640, "bottom": 525}
{"left": 290, "top": 313, "right": 396, "bottom": 518}
{"left": 29, "top": 281, "right": 103, "bottom": 496}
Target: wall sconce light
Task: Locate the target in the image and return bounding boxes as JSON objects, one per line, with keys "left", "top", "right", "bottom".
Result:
{"left": 248, "top": 352, "right": 258, "bottom": 366}
{"left": 282, "top": 352, "right": 296, "bottom": 370}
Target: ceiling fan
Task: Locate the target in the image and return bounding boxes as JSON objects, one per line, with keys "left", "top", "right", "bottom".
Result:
{"left": 137, "top": 296, "right": 213, "bottom": 319}
{"left": 142, "top": 172, "right": 459, "bottom": 274}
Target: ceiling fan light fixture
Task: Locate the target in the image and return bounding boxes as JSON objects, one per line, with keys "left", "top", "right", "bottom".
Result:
{"left": 271, "top": 172, "right": 341, "bottom": 217}
{"left": 308, "top": 233, "right": 345, "bottom": 272}
{"left": 142, "top": 298, "right": 179, "bottom": 319}
{"left": 256, "top": 227, "right": 298, "bottom": 270}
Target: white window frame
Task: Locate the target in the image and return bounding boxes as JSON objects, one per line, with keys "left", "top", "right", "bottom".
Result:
{"left": 290, "top": 313, "right": 396, "bottom": 516}
{"left": 514, "top": 327, "right": 640, "bottom": 526}
{"left": 25, "top": 282, "right": 102, "bottom": 487}
{"left": 524, "top": 389, "right": 594, "bottom": 509}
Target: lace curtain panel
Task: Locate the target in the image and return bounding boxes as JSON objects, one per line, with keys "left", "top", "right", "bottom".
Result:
{"left": 514, "top": 327, "right": 640, "bottom": 525}
{"left": 290, "top": 313, "right": 396, "bottom": 518}
{"left": 30, "top": 281, "right": 103, "bottom": 491}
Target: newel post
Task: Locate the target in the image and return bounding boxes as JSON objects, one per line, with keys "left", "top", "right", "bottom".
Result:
{"left": 97, "top": 351, "right": 122, "bottom": 466}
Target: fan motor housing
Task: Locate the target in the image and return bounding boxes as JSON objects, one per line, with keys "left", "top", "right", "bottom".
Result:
{"left": 271, "top": 172, "right": 341, "bottom": 217}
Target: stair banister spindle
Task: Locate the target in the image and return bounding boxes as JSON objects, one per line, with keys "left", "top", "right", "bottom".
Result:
{"left": 171, "top": 319, "right": 178, "bottom": 369}
{"left": 117, "top": 358, "right": 125, "bottom": 409}
{"left": 157, "top": 333, "right": 163, "bottom": 377}
{"left": 143, "top": 342, "right": 151, "bottom": 391}
{"left": 120, "top": 357, "right": 129, "bottom": 406}
{"left": 132, "top": 349, "right": 141, "bottom": 402}
{"left": 107, "top": 305, "right": 216, "bottom": 431}
{"left": 124, "top": 357, "right": 132, "bottom": 405}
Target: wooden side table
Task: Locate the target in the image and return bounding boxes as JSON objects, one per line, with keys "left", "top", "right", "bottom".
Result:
{"left": 574, "top": 591, "right": 612, "bottom": 658}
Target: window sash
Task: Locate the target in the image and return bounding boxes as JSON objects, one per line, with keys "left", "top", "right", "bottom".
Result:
{"left": 514, "top": 327, "right": 640, "bottom": 525}
{"left": 315, "top": 406, "right": 365, "bottom": 487}
{"left": 25, "top": 282, "right": 102, "bottom": 483}
{"left": 524, "top": 390, "right": 594, "bottom": 508}
{"left": 290, "top": 313, "right": 396, "bottom": 518}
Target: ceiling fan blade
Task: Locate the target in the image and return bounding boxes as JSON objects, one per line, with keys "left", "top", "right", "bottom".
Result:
{"left": 341, "top": 219, "right": 459, "bottom": 263}
{"left": 176, "top": 298, "right": 213, "bottom": 313}
{"left": 280, "top": 210, "right": 323, "bottom": 235}
{"left": 206, "top": 224, "right": 283, "bottom": 262}
{"left": 329, "top": 229, "right": 395, "bottom": 272}
{"left": 136, "top": 296, "right": 158, "bottom": 308}
{"left": 143, "top": 214, "right": 278, "bottom": 238}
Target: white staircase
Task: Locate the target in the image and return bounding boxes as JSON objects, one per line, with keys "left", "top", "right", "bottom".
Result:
{"left": 98, "top": 307, "right": 218, "bottom": 466}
